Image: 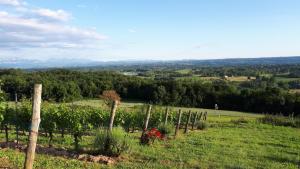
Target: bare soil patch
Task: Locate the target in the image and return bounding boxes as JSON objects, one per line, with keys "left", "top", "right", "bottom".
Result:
{"left": 0, "top": 142, "right": 116, "bottom": 165}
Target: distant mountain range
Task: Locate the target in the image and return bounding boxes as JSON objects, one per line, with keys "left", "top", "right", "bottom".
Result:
{"left": 1, "top": 56, "right": 300, "bottom": 69}
{"left": 0, "top": 58, "right": 100, "bottom": 69}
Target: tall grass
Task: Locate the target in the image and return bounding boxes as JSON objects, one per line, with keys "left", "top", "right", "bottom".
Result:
{"left": 157, "top": 123, "right": 175, "bottom": 136}
{"left": 231, "top": 117, "right": 249, "bottom": 124}
{"left": 195, "top": 120, "right": 209, "bottom": 130}
{"left": 93, "top": 127, "right": 130, "bottom": 157}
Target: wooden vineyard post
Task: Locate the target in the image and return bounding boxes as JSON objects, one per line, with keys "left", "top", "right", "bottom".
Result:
{"left": 191, "top": 112, "right": 198, "bottom": 130}
{"left": 199, "top": 112, "right": 203, "bottom": 121}
{"left": 174, "top": 109, "right": 182, "bottom": 138}
{"left": 5, "top": 103, "right": 9, "bottom": 143}
{"left": 143, "top": 104, "right": 152, "bottom": 131}
{"left": 15, "top": 93, "right": 19, "bottom": 145}
{"left": 140, "top": 104, "right": 152, "bottom": 144}
{"left": 5, "top": 124, "right": 8, "bottom": 143}
{"left": 24, "top": 84, "right": 42, "bottom": 169}
{"left": 164, "top": 107, "right": 169, "bottom": 125}
{"left": 184, "top": 110, "right": 192, "bottom": 134}
{"left": 203, "top": 112, "right": 207, "bottom": 121}
{"left": 109, "top": 100, "right": 119, "bottom": 132}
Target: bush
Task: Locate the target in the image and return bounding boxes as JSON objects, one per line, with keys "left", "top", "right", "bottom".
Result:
{"left": 231, "top": 117, "right": 249, "bottom": 124}
{"left": 93, "top": 127, "right": 130, "bottom": 157}
{"left": 195, "top": 120, "right": 209, "bottom": 130}
{"left": 258, "top": 115, "right": 300, "bottom": 128}
{"left": 158, "top": 123, "right": 174, "bottom": 136}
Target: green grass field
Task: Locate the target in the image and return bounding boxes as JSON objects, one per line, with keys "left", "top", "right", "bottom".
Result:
{"left": 289, "top": 89, "right": 300, "bottom": 94}
{"left": 72, "top": 99, "right": 262, "bottom": 118}
{"left": 275, "top": 76, "right": 300, "bottom": 82}
{"left": 0, "top": 100, "right": 299, "bottom": 169}
{"left": 176, "top": 76, "right": 256, "bottom": 83}
{"left": 175, "top": 69, "right": 192, "bottom": 74}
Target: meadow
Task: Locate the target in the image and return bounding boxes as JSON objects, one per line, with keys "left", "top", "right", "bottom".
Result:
{"left": 0, "top": 100, "right": 299, "bottom": 169}
{"left": 71, "top": 99, "right": 261, "bottom": 117}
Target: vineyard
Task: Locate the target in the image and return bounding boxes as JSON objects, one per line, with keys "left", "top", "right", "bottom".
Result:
{"left": 0, "top": 101, "right": 202, "bottom": 149}
{"left": 0, "top": 85, "right": 300, "bottom": 169}
{"left": 0, "top": 87, "right": 212, "bottom": 168}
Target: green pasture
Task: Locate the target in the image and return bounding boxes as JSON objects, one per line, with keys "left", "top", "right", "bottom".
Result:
{"left": 0, "top": 108, "right": 299, "bottom": 169}
{"left": 275, "top": 77, "right": 300, "bottom": 82}
{"left": 71, "top": 99, "right": 262, "bottom": 118}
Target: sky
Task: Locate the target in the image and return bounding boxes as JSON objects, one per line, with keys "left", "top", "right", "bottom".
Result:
{"left": 0, "top": 0, "right": 300, "bottom": 61}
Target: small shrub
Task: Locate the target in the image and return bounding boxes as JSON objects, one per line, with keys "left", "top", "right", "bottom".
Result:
{"left": 158, "top": 123, "right": 174, "bottom": 137}
{"left": 258, "top": 115, "right": 300, "bottom": 128}
{"left": 140, "top": 128, "right": 163, "bottom": 145}
{"left": 93, "top": 127, "right": 130, "bottom": 157}
{"left": 231, "top": 117, "right": 249, "bottom": 124}
{"left": 195, "top": 120, "right": 209, "bottom": 130}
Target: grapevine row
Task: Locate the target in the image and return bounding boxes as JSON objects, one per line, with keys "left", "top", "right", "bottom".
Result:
{"left": 0, "top": 102, "right": 181, "bottom": 148}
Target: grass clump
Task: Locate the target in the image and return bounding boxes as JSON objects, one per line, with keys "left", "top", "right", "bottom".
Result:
{"left": 93, "top": 127, "right": 130, "bottom": 157}
{"left": 231, "top": 117, "right": 249, "bottom": 125}
{"left": 258, "top": 115, "right": 300, "bottom": 128}
{"left": 195, "top": 120, "right": 209, "bottom": 130}
{"left": 157, "top": 123, "right": 175, "bottom": 137}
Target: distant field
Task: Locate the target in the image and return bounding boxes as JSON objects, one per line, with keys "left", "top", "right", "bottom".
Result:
{"left": 71, "top": 99, "right": 145, "bottom": 109}
{"left": 175, "top": 69, "right": 192, "bottom": 74}
{"left": 71, "top": 99, "right": 262, "bottom": 118}
{"left": 276, "top": 76, "right": 300, "bottom": 82}
{"left": 289, "top": 89, "right": 300, "bottom": 94}
{"left": 227, "top": 76, "right": 255, "bottom": 82}
{"left": 176, "top": 74, "right": 300, "bottom": 83}
{"left": 177, "top": 76, "right": 255, "bottom": 83}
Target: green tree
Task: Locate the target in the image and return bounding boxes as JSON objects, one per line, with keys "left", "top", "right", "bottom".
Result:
{"left": 153, "top": 85, "right": 167, "bottom": 105}
{"left": 0, "top": 80, "right": 5, "bottom": 125}
{"left": 0, "top": 80, "right": 4, "bottom": 102}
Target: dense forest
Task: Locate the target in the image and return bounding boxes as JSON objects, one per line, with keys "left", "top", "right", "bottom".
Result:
{"left": 1, "top": 66, "right": 300, "bottom": 116}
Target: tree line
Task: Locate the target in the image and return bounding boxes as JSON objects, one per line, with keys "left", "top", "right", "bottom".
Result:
{"left": 0, "top": 69, "right": 299, "bottom": 116}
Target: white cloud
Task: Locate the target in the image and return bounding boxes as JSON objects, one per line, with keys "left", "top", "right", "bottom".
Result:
{"left": 0, "top": 11, "right": 8, "bottom": 16}
{"left": 32, "top": 8, "right": 71, "bottom": 22}
{"left": 0, "top": 0, "right": 21, "bottom": 6}
{"left": 0, "top": 1, "right": 107, "bottom": 50}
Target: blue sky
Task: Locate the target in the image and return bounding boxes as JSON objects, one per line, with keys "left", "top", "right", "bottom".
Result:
{"left": 0, "top": 0, "right": 300, "bottom": 61}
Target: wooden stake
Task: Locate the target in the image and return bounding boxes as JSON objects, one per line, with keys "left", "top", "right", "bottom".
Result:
{"left": 204, "top": 111, "right": 208, "bottom": 121}
{"left": 15, "top": 93, "right": 19, "bottom": 145}
{"left": 184, "top": 110, "right": 192, "bottom": 134}
{"left": 191, "top": 112, "right": 198, "bottom": 130}
{"left": 5, "top": 103, "right": 9, "bottom": 143}
{"left": 108, "top": 100, "right": 119, "bottom": 132}
{"left": 143, "top": 104, "right": 152, "bottom": 131}
{"left": 164, "top": 107, "right": 169, "bottom": 125}
{"left": 175, "top": 109, "right": 182, "bottom": 137}
{"left": 5, "top": 124, "right": 8, "bottom": 143}
{"left": 24, "top": 84, "right": 42, "bottom": 169}
{"left": 199, "top": 112, "right": 203, "bottom": 121}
